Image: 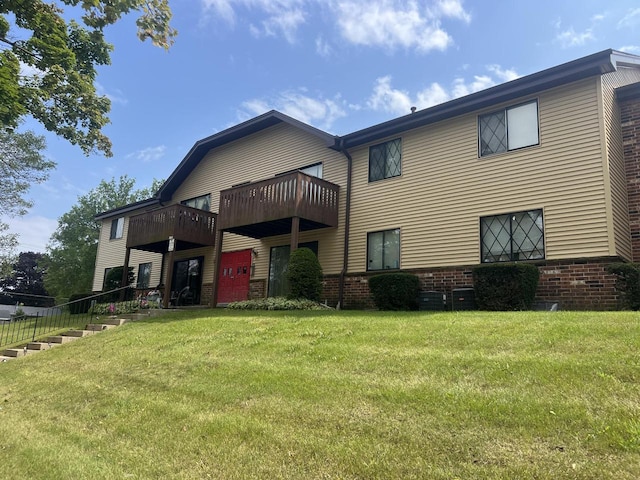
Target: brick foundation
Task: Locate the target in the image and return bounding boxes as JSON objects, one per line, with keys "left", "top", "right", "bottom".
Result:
{"left": 250, "top": 279, "right": 266, "bottom": 299}
{"left": 337, "top": 258, "right": 622, "bottom": 310}
{"left": 201, "top": 283, "right": 213, "bottom": 305}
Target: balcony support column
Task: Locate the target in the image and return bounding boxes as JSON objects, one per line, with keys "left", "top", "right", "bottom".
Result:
{"left": 211, "top": 229, "right": 224, "bottom": 307}
{"left": 119, "top": 247, "right": 132, "bottom": 301}
{"left": 291, "top": 217, "right": 300, "bottom": 252}
{"left": 163, "top": 249, "right": 176, "bottom": 309}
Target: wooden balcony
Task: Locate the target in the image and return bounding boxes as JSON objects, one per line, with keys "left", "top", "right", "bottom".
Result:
{"left": 127, "top": 204, "right": 217, "bottom": 253}
{"left": 218, "top": 171, "right": 340, "bottom": 238}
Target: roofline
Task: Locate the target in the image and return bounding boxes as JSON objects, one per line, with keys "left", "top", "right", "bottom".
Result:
{"left": 95, "top": 198, "right": 160, "bottom": 221}
{"left": 616, "top": 81, "right": 640, "bottom": 101}
{"left": 157, "top": 110, "right": 337, "bottom": 202}
{"left": 334, "top": 49, "right": 634, "bottom": 149}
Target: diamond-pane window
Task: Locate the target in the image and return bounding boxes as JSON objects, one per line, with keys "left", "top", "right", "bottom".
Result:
{"left": 481, "top": 210, "right": 544, "bottom": 262}
{"left": 369, "top": 139, "right": 401, "bottom": 182}
{"left": 478, "top": 100, "right": 539, "bottom": 157}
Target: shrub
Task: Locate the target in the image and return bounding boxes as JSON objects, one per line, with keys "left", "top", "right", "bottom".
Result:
{"left": 92, "top": 300, "right": 140, "bottom": 315}
{"left": 473, "top": 263, "right": 539, "bottom": 311}
{"left": 607, "top": 263, "right": 640, "bottom": 310}
{"left": 368, "top": 273, "right": 419, "bottom": 311}
{"left": 287, "top": 247, "right": 323, "bottom": 301}
{"left": 227, "top": 297, "right": 328, "bottom": 310}
{"left": 68, "top": 293, "right": 94, "bottom": 314}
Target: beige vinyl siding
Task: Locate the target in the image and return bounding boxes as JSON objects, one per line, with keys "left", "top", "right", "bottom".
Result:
{"left": 600, "top": 67, "right": 640, "bottom": 261}
{"left": 348, "top": 77, "right": 610, "bottom": 272}
{"left": 92, "top": 216, "right": 163, "bottom": 291}
{"left": 171, "top": 123, "right": 347, "bottom": 279}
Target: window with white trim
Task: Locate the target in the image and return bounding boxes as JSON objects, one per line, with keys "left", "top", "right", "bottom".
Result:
{"left": 369, "top": 139, "right": 401, "bottom": 182}
{"left": 479, "top": 100, "right": 539, "bottom": 157}
{"left": 367, "top": 228, "right": 400, "bottom": 271}
{"left": 481, "top": 209, "right": 544, "bottom": 262}
{"left": 182, "top": 194, "right": 210, "bottom": 211}
{"left": 110, "top": 217, "right": 124, "bottom": 240}
{"left": 137, "top": 263, "right": 152, "bottom": 289}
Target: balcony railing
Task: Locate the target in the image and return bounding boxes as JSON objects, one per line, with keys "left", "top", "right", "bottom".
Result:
{"left": 218, "top": 171, "right": 339, "bottom": 238}
{"left": 127, "top": 204, "right": 217, "bottom": 252}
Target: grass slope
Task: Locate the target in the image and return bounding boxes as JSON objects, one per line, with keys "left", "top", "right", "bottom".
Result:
{"left": 0, "top": 310, "right": 638, "bottom": 479}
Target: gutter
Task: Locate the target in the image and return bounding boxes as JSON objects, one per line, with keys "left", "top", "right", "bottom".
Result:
{"left": 336, "top": 138, "right": 353, "bottom": 310}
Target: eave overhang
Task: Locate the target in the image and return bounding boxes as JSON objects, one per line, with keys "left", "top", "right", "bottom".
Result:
{"left": 334, "top": 49, "right": 638, "bottom": 150}
{"left": 94, "top": 198, "right": 160, "bottom": 221}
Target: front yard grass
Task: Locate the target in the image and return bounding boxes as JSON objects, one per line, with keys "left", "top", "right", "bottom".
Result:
{"left": 0, "top": 309, "right": 638, "bottom": 479}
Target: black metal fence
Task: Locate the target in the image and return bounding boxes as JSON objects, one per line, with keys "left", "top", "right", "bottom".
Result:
{"left": 0, "top": 287, "right": 134, "bottom": 351}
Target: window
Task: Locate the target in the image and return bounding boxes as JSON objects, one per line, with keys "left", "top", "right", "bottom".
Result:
{"left": 137, "top": 263, "right": 152, "bottom": 289}
{"left": 479, "top": 100, "right": 539, "bottom": 157}
{"left": 182, "top": 194, "right": 210, "bottom": 211}
{"left": 369, "top": 138, "right": 401, "bottom": 182}
{"left": 481, "top": 209, "right": 544, "bottom": 262}
{"left": 367, "top": 229, "right": 400, "bottom": 271}
{"left": 268, "top": 242, "right": 318, "bottom": 297}
{"left": 103, "top": 267, "right": 113, "bottom": 290}
{"left": 300, "top": 163, "right": 323, "bottom": 178}
{"left": 110, "top": 217, "right": 124, "bottom": 239}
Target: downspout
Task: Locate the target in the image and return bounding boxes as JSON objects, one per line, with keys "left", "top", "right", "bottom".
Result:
{"left": 337, "top": 139, "right": 353, "bottom": 310}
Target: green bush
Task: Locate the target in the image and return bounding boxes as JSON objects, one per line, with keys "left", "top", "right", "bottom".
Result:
{"left": 227, "top": 297, "right": 327, "bottom": 310}
{"left": 68, "top": 293, "right": 94, "bottom": 314}
{"left": 473, "top": 263, "right": 539, "bottom": 311}
{"left": 368, "top": 273, "right": 419, "bottom": 311}
{"left": 92, "top": 300, "right": 140, "bottom": 315}
{"left": 607, "top": 263, "right": 640, "bottom": 310}
{"left": 287, "top": 247, "right": 323, "bottom": 301}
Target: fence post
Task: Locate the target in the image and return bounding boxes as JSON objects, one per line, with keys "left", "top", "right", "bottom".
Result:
{"left": 32, "top": 312, "right": 39, "bottom": 342}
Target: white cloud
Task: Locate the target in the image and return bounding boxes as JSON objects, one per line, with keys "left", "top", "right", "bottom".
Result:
{"left": 240, "top": 90, "right": 346, "bottom": 130}
{"left": 126, "top": 146, "right": 167, "bottom": 163}
{"left": 315, "top": 36, "right": 332, "bottom": 57}
{"left": 201, "top": 0, "right": 471, "bottom": 52}
{"left": 2, "top": 215, "right": 59, "bottom": 253}
{"left": 202, "top": 0, "right": 307, "bottom": 43}
{"left": 555, "top": 26, "right": 594, "bottom": 48}
{"left": 367, "top": 64, "right": 520, "bottom": 115}
{"left": 335, "top": 1, "right": 453, "bottom": 52}
{"left": 619, "top": 45, "right": 640, "bottom": 54}
{"left": 618, "top": 8, "right": 640, "bottom": 28}
{"left": 96, "top": 82, "right": 128, "bottom": 105}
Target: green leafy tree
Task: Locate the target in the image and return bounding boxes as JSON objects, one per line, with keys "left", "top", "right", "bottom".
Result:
{"left": 45, "top": 175, "right": 164, "bottom": 299}
{"left": 0, "top": 251, "right": 51, "bottom": 306}
{"left": 0, "top": 128, "right": 53, "bottom": 273}
{"left": 0, "top": 0, "right": 176, "bottom": 156}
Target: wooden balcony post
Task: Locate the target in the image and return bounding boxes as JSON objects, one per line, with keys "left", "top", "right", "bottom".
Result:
{"left": 211, "top": 229, "right": 224, "bottom": 307}
{"left": 291, "top": 216, "right": 300, "bottom": 252}
{"left": 119, "top": 247, "right": 131, "bottom": 301}
{"left": 163, "top": 249, "right": 175, "bottom": 309}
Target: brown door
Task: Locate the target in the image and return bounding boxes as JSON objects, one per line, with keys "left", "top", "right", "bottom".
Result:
{"left": 218, "top": 249, "right": 252, "bottom": 303}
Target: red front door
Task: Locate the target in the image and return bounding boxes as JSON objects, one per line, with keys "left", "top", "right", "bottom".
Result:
{"left": 218, "top": 249, "right": 252, "bottom": 303}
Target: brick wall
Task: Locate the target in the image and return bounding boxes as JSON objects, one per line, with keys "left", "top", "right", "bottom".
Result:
{"left": 620, "top": 91, "right": 640, "bottom": 261}
{"left": 249, "top": 279, "right": 266, "bottom": 299}
{"left": 337, "top": 258, "right": 621, "bottom": 310}
{"left": 201, "top": 282, "right": 212, "bottom": 305}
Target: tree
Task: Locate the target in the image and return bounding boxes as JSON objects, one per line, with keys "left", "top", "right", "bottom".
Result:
{"left": 45, "top": 175, "right": 164, "bottom": 299}
{"left": 0, "top": 251, "right": 51, "bottom": 306}
{"left": 0, "top": 1, "right": 176, "bottom": 156}
{"left": 0, "top": 128, "right": 54, "bottom": 273}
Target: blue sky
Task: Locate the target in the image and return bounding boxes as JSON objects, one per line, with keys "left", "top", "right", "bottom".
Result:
{"left": 5, "top": 0, "right": 640, "bottom": 253}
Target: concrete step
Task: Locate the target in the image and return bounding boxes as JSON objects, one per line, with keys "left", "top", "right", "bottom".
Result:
{"left": 27, "top": 342, "right": 54, "bottom": 351}
{"left": 48, "top": 335, "right": 80, "bottom": 344}
{"left": 99, "top": 318, "right": 127, "bottom": 326}
{"left": 64, "top": 330, "right": 96, "bottom": 338}
{"left": 2, "top": 348, "right": 33, "bottom": 358}
{"left": 85, "top": 323, "right": 116, "bottom": 332}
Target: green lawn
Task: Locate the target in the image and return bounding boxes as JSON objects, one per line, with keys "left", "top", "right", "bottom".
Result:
{"left": 0, "top": 310, "right": 638, "bottom": 479}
